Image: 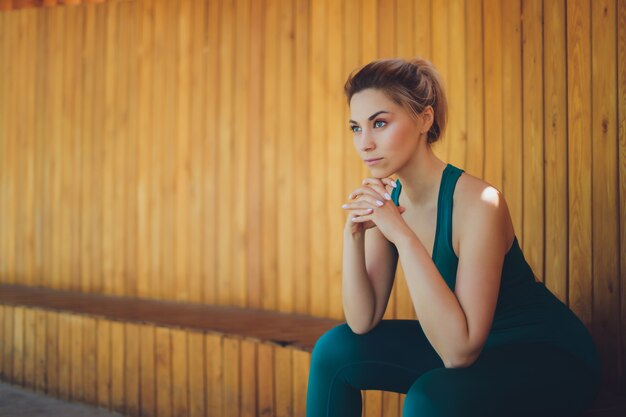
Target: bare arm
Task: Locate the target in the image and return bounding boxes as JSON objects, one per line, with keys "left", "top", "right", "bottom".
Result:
{"left": 394, "top": 186, "right": 509, "bottom": 368}
{"left": 342, "top": 225, "right": 398, "bottom": 334}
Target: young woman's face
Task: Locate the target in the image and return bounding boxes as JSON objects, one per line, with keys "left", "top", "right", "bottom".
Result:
{"left": 349, "top": 88, "right": 421, "bottom": 178}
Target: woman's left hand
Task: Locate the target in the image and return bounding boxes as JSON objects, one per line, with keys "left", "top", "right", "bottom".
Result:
{"left": 343, "top": 178, "right": 413, "bottom": 244}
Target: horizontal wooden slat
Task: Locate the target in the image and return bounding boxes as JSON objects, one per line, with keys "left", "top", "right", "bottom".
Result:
{"left": 0, "top": 284, "right": 340, "bottom": 352}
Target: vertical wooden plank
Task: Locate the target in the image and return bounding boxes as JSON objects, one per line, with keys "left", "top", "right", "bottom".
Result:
{"left": 81, "top": 1, "right": 95, "bottom": 293}
{"left": 13, "top": 306, "right": 25, "bottom": 385}
{"left": 49, "top": 5, "right": 64, "bottom": 290}
{"left": 618, "top": 0, "right": 626, "bottom": 392}
{"left": 188, "top": 332, "right": 205, "bottom": 417}
{"left": 172, "top": 329, "right": 189, "bottom": 417}
{"left": 57, "top": 313, "right": 71, "bottom": 400}
{"left": 240, "top": 340, "right": 257, "bottom": 417}
{"left": 83, "top": 317, "right": 98, "bottom": 405}
{"left": 2, "top": 4, "right": 16, "bottom": 287}
{"left": 277, "top": 0, "right": 295, "bottom": 315}
{"left": 202, "top": 0, "right": 219, "bottom": 305}
{"left": 101, "top": 0, "right": 117, "bottom": 295}
{"left": 23, "top": 308, "right": 36, "bottom": 389}
{"left": 261, "top": 0, "right": 279, "bottom": 311}
{"left": 543, "top": 0, "right": 568, "bottom": 303}
{"left": 483, "top": 0, "right": 503, "bottom": 187}
{"left": 293, "top": 0, "right": 310, "bottom": 315}
{"left": 447, "top": 0, "right": 467, "bottom": 171}
{"left": 521, "top": 0, "right": 545, "bottom": 281}
{"left": 69, "top": 1, "right": 84, "bottom": 292}
{"left": 246, "top": 0, "right": 264, "bottom": 310}
{"left": 34, "top": 309, "right": 47, "bottom": 393}
{"left": 292, "top": 350, "right": 311, "bottom": 417}
{"left": 136, "top": 0, "right": 154, "bottom": 299}
{"left": 125, "top": 323, "right": 140, "bottom": 416}
{"left": 0, "top": 306, "right": 7, "bottom": 379}
{"left": 156, "top": 327, "right": 172, "bottom": 417}
{"left": 160, "top": 0, "right": 177, "bottom": 302}
{"left": 91, "top": 1, "right": 106, "bottom": 294}
{"left": 234, "top": 0, "right": 250, "bottom": 309}
{"left": 327, "top": 0, "right": 345, "bottom": 321}
{"left": 275, "top": 346, "right": 293, "bottom": 417}
{"left": 382, "top": 392, "right": 400, "bottom": 417}
{"left": 206, "top": 333, "right": 224, "bottom": 416}
{"left": 0, "top": 9, "right": 6, "bottom": 286}
{"left": 591, "top": 0, "right": 620, "bottom": 388}
{"left": 97, "top": 318, "right": 111, "bottom": 409}
{"left": 1, "top": 306, "right": 12, "bottom": 382}
{"left": 217, "top": 0, "right": 234, "bottom": 306}
{"left": 567, "top": 0, "right": 593, "bottom": 326}
{"left": 187, "top": 0, "right": 206, "bottom": 305}
{"left": 309, "top": 0, "right": 328, "bottom": 317}
{"left": 257, "top": 343, "right": 274, "bottom": 417}
{"left": 111, "top": 321, "right": 126, "bottom": 413}
{"left": 123, "top": 0, "right": 138, "bottom": 299}
{"left": 140, "top": 324, "right": 156, "bottom": 417}
{"left": 465, "top": 0, "right": 484, "bottom": 177}
{"left": 430, "top": 0, "right": 450, "bottom": 161}
{"left": 223, "top": 338, "right": 240, "bottom": 416}
{"left": 364, "top": 390, "right": 382, "bottom": 417}
{"left": 149, "top": 0, "right": 164, "bottom": 300}
{"left": 18, "top": 9, "right": 37, "bottom": 287}
{"left": 70, "top": 315, "right": 84, "bottom": 402}
{"left": 502, "top": 0, "right": 523, "bottom": 236}
{"left": 174, "top": 0, "right": 191, "bottom": 302}
{"left": 45, "top": 310, "right": 58, "bottom": 396}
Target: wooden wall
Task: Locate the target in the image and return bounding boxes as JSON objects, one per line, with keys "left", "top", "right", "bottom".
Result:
{"left": 0, "top": 304, "right": 314, "bottom": 417}
{"left": 0, "top": 0, "right": 624, "bottom": 391}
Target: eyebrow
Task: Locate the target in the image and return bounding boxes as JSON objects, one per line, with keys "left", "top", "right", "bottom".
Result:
{"left": 349, "top": 110, "right": 391, "bottom": 124}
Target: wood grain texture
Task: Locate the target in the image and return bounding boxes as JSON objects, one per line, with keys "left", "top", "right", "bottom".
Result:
{"left": 521, "top": 0, "right": 545, "bottom": 282}
{"left": 618, "top": 0, "right": 626, "bottom": 393}
{"left": 543, "top": 0, "right": 569, "bottom": 303}
{"left": 591, "top": 0, "right": 620, "bottom": 388}
{"left": 501, "top": 0, "right": 523, "bottom": 237}
{"left": 567, "top": 0, "right": 593, "bottom": 326}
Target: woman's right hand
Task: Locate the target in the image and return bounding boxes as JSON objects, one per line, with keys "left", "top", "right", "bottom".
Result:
{"left": 342, "top": 177, "right": 406, "bottom": 236}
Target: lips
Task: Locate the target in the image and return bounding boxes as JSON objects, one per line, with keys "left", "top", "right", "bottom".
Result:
{"left": 364, "top": 157, "right": 383, "bottom": 166}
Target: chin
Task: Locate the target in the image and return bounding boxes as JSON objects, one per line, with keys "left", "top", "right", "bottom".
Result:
{"left": 367, "top": 166, "right": 395, "bottom": 179}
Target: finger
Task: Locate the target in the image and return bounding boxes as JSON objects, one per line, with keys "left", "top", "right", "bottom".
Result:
{"left": 351, "top": 213, "right": 373, "bottom": 223}
{"left": 361, "top": 178, "right": 392, "bottom": 201}
{"left": 348, "top": 186, "right": 384, "bottom": 201}
{"left": 343, "top": 197, "right": 386, "bottom": 210}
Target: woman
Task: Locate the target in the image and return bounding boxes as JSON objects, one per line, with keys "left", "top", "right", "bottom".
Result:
{"left": 306, "top": 58, "right": 601, "bottom": 417}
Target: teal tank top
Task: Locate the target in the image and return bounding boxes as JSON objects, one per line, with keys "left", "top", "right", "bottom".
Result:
{"left": 390, "top": 163, "right": 601, "bottom": 374}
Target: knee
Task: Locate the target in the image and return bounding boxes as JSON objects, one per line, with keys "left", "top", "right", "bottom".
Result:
{"left": 310, "top": 323, "right": 363, "bottom": 374}
{"left": 403, "top": 371, "right": 461, "bottom": 417}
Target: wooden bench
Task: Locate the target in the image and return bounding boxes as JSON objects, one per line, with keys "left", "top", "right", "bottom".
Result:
{"left": 0, "top": 284, "right": 624, "bottom": 417}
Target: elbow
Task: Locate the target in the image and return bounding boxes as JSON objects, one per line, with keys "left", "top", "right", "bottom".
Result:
{"left": 443, "top": 351, "right": 479, "bottom": 369}
{"left": 347, "top": 321, "right": 374, "bottom": 335}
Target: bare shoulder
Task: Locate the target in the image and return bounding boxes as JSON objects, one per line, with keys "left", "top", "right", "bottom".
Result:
{"left": 453, "top": 171, "right": 516, "bottom": 251}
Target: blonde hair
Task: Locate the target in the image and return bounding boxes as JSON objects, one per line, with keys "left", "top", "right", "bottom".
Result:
{"left": 344, "top": 57, "right": 448, "bottom": 144}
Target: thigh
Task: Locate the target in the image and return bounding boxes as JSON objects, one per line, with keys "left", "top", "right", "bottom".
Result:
{"left": 404, "top": 343, "right": 601, "bottom": 417}
{"left": 310, "top": 320, "right": 444, "bottom": 393}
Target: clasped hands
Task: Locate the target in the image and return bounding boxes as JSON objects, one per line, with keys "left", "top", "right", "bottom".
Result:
{"left": 342, "top": 177, "right": 409, "bottom": 244}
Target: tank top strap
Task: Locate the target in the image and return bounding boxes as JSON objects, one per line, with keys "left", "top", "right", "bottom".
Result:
{"left": 434, "top": 163, "right": 464, "bottom": 261}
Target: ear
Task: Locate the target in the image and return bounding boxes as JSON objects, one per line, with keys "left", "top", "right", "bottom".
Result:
{"left": 419, "top": 106, "right": 435, "bottom": 135}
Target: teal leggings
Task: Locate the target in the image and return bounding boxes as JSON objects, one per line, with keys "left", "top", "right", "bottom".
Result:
{"left": 306, "top": 320, "right": 601, "bottom": 417}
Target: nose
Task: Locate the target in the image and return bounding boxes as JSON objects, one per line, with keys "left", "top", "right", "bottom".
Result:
{"left": 358, "top": 130, "right": 376, "bottom": 152}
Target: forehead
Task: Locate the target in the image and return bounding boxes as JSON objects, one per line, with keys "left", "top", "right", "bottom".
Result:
{"left": 349, "top": 88, "right": 399, "bottom": 119}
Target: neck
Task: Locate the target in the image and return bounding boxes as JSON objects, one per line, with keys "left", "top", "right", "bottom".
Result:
{"left": 395, "top": 142, "right": 447, "bottom": 208}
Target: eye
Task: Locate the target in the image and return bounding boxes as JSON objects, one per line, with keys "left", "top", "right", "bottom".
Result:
{"left": 350, "top": 125, "right": 361, "bottom": 133}
{"left": 374, "top": 120, "right": 387, "bottom": 128}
